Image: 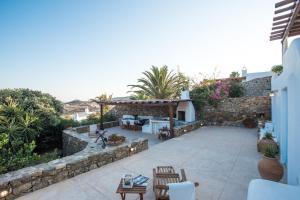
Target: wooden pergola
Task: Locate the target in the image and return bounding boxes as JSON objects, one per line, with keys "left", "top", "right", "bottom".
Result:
{"left": 270, "top": 0, "right": 300, "bottom": 52}
{"left": 270, "top": 0, "right": 300, "bottom": 41}
{"left": 93, "top": 99, "right": 192, "bottom": 138}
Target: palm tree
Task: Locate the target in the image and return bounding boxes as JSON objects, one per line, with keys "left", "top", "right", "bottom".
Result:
{"left": 128, "top": 66, "right": 188, "bottom": 99}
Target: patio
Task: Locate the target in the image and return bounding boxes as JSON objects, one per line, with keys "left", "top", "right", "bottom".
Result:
{"left": 17, "top": 126, "right": 261, "bottom": 200}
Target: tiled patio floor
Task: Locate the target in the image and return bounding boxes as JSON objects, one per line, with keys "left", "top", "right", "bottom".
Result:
{"left": 18, "top": 126, "right": 261, "bottom": 200}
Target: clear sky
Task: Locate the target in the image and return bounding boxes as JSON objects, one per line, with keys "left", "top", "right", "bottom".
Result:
{"left": 0, "top": 0, "right": 282, "bottom": 102}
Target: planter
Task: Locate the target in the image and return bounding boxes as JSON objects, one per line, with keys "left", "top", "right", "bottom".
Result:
{"left": 107, "top": 134, "right": 126, "bottom": 146}
{"left": 243, "top": 118, "right": 256, "bottom": 128}
{"left": 258, "top": 156, "right": 284, "bottom": 182}
{"left": 257, "top": 138, "right": 278, "bottom": 153}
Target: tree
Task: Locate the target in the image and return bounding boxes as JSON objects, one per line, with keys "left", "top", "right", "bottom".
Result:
{"left": 229, "top": 71, "right": 240, "bottom": 78}
{"left": 96, "top": 93, "right": 112, "bottom": 113}
{"left": 128, "top": 66, "right": 186, "bottom": 99}
{"left": 130, "top": 91, "right": 148, "bottom": 100}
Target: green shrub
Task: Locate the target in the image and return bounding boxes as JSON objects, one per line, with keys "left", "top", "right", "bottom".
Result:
{"left": 0, "top": 89, "right": 64, "bottom": 174}
{"left": 229, "top": 83, "right": 244, "bottom": 98}
{"left": 190, "top": 82, "right": 215, "bottom": 119}
{"left": 79, "top": 113, "right": 116, "bottom": 127}
{"left": 0, "top": 98, "right": 41, "bottom": 173}
{"left": 0, "top": 89, "right": 63, "bottom": 152}
{"left": 271, "top": 65, "right": 283, "bottom": 75}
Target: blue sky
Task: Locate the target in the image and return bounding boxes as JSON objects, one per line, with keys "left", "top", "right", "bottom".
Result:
{"left": 0, "top": 0, "right": 282, "bottom": 102}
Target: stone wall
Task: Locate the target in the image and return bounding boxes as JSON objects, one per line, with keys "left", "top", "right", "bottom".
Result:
{"left": 241, "top": 76, "right": 271, "bottom": 97}
{"left": 203, "top": 96, "right": 271, "bottom": 126}
{"left": 0, "top": 130, "right": 148, "bottom": 200}
{"left": 110, "top": 105, "right": 176, "bottom": 119}
{"left": 62, "top": 132, "right": 88, "bottom": 156}
{"left": 75, "top": 121, "right": 119, "bottom": 133}
{"left": 174, "top": 121, "right": 203, "bottom": 137}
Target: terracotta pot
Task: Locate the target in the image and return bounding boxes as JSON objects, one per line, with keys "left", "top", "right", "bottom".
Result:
{"left": 258, "top": 156, "right": 284, "bottom": 182}
{"left": 257, "top": 138, "right": 278, "bottom": 153}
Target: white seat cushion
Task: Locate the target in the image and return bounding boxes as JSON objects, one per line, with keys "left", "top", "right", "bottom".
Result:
{"left": 167, "top": 181, "right": 195, "bottom": 200}
{"left": 247, "top": 179, "right": 300, "bottom": 200}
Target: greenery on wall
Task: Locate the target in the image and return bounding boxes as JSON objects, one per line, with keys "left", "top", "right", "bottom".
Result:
{"left": 228, "top": 83, "right": 244, "bottom": 98}
{"left": 190, "top": 78, "right": 244, "bottom": 119}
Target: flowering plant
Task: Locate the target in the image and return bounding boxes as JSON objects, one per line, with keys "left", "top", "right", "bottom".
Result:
{"left": 209, "top": 81, "right": 229, "bottom": 107}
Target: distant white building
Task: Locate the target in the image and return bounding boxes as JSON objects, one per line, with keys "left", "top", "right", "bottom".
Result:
{"left": 242, "top": 67, "right": 272, "bottom": 81}
{"left": 72, "top": 107, "right": 94, "bottom": 122}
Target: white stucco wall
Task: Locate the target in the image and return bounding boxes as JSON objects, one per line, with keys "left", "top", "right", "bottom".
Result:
{"left": 272, "top": 38, "right": 300, "bottom": 185}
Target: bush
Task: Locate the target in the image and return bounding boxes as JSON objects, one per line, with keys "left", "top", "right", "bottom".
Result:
{"left": 271, "top": 65, "right": 283, "bottom": 75}
{"left": 0, "top": 89, "right": 63, "bottom": 152}
{"left": 79, "top": 112, "right": 116, "bottom": 127}
{"left": 229, "top": 83, "right": 244, "bottom": 98}
{"left": 190, "top": 81, "right": 215, "bottom": 119}
{"left": 0, "top": 89, "right": 64, "bottom": 174}
{"left": 0, "top": 98, "right": 40, "bottom": 173}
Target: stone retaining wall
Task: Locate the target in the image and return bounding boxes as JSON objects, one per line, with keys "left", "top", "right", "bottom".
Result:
{"left": 0, "top": 129, "right": 148, "bottom": 200}
{"left": 174, "top": 121, "right": 202, "bottom": 137}
{"left": 62, "top": 132, "right": 88, "bottom": 156}
{"left": 241, "top": 76, "right": 271, "bottom": 97}
{"left": 203, "top": 96, "right": 271, "bottom": 126}
{"left": 109, "top": 105, "right": 176, "bottom": 119}
{"left": 75, "top": 121, "right": 119, "bottom": 133}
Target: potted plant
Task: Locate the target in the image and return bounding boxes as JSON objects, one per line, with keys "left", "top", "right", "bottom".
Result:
{"left": 257, "top": 133, "right": 278, "bottom": 153}
{"left": 243, "top": 118, "right": 256, "bottom": 128}
{"left": 271, "top": 65, "right": 283, "bottom": 76}
{"left": 107, "top": 134, "right": 126, "bottom": 146}
{"left": 258, "top": 145, "right": 284, "bottom": 182}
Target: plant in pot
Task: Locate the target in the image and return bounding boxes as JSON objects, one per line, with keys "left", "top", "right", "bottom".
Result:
{"left": 107, "top": 134, "right": 126, "bottom": 146}
{"left": 257, "top": 133, "right": 278, "bottom": 153}
{"left": 258, "top": 145, "right": 284, "bottom": 182}
{"left": 243, "top": 118, "right": 256, "bottom": 128}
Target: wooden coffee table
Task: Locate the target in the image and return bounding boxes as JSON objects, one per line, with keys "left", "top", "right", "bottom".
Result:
{"left": 116, "top": 179, "right": 146, "bottom": 200}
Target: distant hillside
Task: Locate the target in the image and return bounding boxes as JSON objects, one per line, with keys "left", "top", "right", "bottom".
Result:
{"left": 63, "top": 100, "right": 99, "bottom": 115}
{"left": 63, "top": 96, "right": 130, "bottom": 115}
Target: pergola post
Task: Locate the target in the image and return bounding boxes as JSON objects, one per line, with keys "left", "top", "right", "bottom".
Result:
{"left": 168, "top": 104, "right": 174, "bottom": 138}
{"left": 100, "top": 103, "right": 104, "bottom": 130}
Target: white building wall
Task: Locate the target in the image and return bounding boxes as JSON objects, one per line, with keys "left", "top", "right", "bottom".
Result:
{"left": 272, "top": 38, "right": 300, "bottom": 185}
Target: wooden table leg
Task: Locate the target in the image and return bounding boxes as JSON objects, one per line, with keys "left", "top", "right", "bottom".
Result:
{"left": 120, "top": 193, "right": 126, "bottom": 200}
{"left": 139, "top": 193, "right": 143, "bottom": 200}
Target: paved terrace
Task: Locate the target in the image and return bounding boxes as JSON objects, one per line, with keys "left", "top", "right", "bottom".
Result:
{"left": 18, "top": 126, "right": 261, "bottom": 200}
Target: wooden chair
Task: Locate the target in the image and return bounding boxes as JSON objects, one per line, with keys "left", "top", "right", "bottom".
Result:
{"left": 153, "top": 166, "right": 198, "bottom": 200}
